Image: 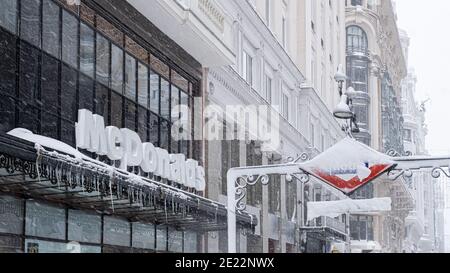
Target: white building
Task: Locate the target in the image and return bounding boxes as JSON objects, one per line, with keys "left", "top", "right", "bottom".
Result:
{"left": 205, "top": 0, "right": 347, "bottom": 253}
{"left": 399, "top": 29, "right": 446, "bottom": 253}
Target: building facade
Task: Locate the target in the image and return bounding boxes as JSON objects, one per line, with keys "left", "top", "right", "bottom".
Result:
{"left": 345, "top": 0, "right": 411, "bottom": 253}
{"left": 0, "top": 0, "right": 255, "bottom": 253}
{"left": 204, "top": 0, "right": 347, "bottom": 254}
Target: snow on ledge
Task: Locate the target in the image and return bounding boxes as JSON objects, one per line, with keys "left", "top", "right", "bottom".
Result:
{"left": 307, "top": 197, "right": 392, "bottom": 221}
{"left": 7, "top": 128, "right": 88, "bottom": 160}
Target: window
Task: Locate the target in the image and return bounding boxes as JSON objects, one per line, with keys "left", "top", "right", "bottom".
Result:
{"left": 184, "top": 231, "right": 198, "bottom": 253}
{"left": 68, "top": 210, "right": 101, "bottom": 244}
{"left": 150, "top": 71, "right": 160, "bottom": 114}
{"left": 286, "top": 180, "right": 297, "bottom": 222}
{"left": 125, "top": 53, "right": 137, "bottom": 100}
{"left": 42, "top": 0, "right": 60, "bottom": 58}
{"left": 242, "top": 50, "right": 253, "bottom": 85}
{"left": 346, "top": 26, "right": 368, "bottom": 54}
{"left": 171, "top": 85, "right": 180, "bottom": 124}
{"left": 168, "top": 227, "right": 183, "bottom": 253}
{"left": 160, "top": 78, "right": 170, "bottom": 120}
{"left": 264, "top": 74, "right": 272, "bottom": 104}
{"left": 269, "top": 175, "right": 281, "bottom": 214}
{"left": 310, "top": 123, "right": 315, "bottom": 147}
{"left": 80, "top": 23, "right": 95, "bottom": 78}
{"left": 350, "top": 215, "right": 374, "bottom": 241}
{"left": 138, "top": 62, "right": 149, "bottom": 107}
{"left": 103, "top": 216, "right": 131, "bottom": 247}
{"left": 282, "top": 16, "right": 287, "bottom": 48}
{"left": 156, "top": 226, "right": 168, "bottom": 252}
{"left": 132, "top": 222, "right": 155, "bottom": 250}
{"left": 265, "top": 0, "right": 271, "bottom": 26}
{"left": 0, "top": 0, "right": 17, "bottom": 34}
{"left": 25, "top": 201, "right": 66, "bottom": 240}
{"left": 0, "top": 195, "right": 23, "bottom": 235}
{"left": 351, "top": 0, "right": 363, "bottom": 6}
{"left": 21, "top": 0, "right": 41, "bottom": 47}
{"left": 404, "top": 129, "right": 412, "bottom": 142}
{"left": 96, "top": 34, "right": 110, "bottom": 86}
{"left": 282, "top": 93, "right": 289, "bottom": 120}
{"left": 347, "top": 57, "right": 368, "bottom": 93}
{"left": 111, "top": 44, "right": 124, "bottom": 93}
{"left": 62, "top": 10, "right": 78, "bottom": 68}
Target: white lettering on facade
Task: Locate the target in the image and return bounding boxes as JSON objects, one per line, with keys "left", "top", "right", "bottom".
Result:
{"left": 75, "top": 109, "right": 205, "bottom": 191}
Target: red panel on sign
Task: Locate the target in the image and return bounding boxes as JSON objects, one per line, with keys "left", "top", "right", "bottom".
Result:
{"left": 301, "top": 137, "right": 396, "bottom": 194}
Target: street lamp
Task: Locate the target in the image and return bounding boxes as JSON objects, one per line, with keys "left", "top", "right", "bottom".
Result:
{"left": 334, "top": 64, "right": 347, "bottom": 96}
{"left": 333, "top": 66, "right": 360, "bottom": 134}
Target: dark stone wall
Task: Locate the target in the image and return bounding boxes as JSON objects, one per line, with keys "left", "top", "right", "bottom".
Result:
{"left": 89, "top": 0, "right": 203, "bottom": 82}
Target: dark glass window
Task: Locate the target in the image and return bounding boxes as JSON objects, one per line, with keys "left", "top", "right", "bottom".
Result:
{"left": 149, "top": 112, "right": 159, "bottom": 146}
{"left": 79, "top": 73, "right": 94, "bottom": 111}
{"left": 0, "top": 96, "right": 15, "bottom": 133}
{"left": 124, "top": 99, "right": 136, "bottom": 131}
{"left": 111, "top": 44, "right": 124, "bottom": 93}
{"left": 168, "top": 227, "right": 183, "bottom": 253}
{"left": 21, "top": 0, "right": 41, "bottom": 47}
{"left": 80, "top": 23, "right": 95, "bottom": 78}
{"left": 138, "top": 106, "right": 148, "bottom": 142}
{"left": 156, "top": 226, "right": 168, "bottom": 252}
{"left": 351, "top": 0, "right": 362, "bottom": 6}
{"left": 150, "top": 71, "right": 160, "bottom": 114}
{"left": 0, "top": 29, "right": 17, "bottom": 98}
{"left": 171, "top": 85, "right": 180, "bottom": 123}
{"left": 95, "top": 83, "right": 109, "bottom": 118}
{"left": 60, "top": 64, "right": 77, "bottom": 121}
{"left": 269, "top": 174, "right": 281, "bottom": 214}
{"left": 42, "top": 0, "right": 60, "bottom": 58}
{"left": 41, "top": 54, "right": 59, "bottom": 139}
{"left": 0, "top": 0, "right": 17, "bottom": 34}
{"left": 111, "top": 91, "right": 123, "bottom": 128}
{"left": 125, "top": 53, "right": 136, "bottom": 100}
{"left": 62, "top": 10, "right": 78, "bottom": 68}
{"left": 132, "top": 222, "right": 155, "bottom": 250}
{"left": 160, "top": 119, "right": 169, "bottom": 150}
{"left": 346, "top": 57, "right": 368, "bottom": 93}
{"left": 18, "top": 43, "right": 40, "bottom": 132}
{"left": 160, "top": 78, "right": 170, "bottom": 120}
{"left": 138, "top": 62, "right": 149, "bottom": 107}
{"left": 96, "top": 34, "right": 110, "bottom": 86}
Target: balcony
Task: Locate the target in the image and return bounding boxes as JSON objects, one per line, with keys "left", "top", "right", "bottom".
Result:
{"left": 127, "top": 0, "right": 235, "bottom": 67}
{"left": 310, "top": 216, "right": 347, "bottom": 236}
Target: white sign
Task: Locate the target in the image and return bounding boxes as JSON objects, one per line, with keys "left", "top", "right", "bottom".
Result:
{"left": 75, "top": 109, "right": 205, "bottom": 191}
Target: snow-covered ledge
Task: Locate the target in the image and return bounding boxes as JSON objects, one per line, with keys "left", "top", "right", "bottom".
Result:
{"left": 307, "top": 198, "right": 392, "bottom": 222}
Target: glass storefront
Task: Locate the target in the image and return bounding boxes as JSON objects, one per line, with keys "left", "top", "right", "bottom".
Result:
{"left": 0, "top": 194, "right": 199, "bottom": 253}
{"left": 0, "top": 0, "right": 199, "bottom": 161}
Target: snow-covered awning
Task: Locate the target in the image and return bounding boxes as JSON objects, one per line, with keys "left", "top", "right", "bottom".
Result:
{"left": 307, "top": 198, "right": 392, "bottom": 221}
{"left": 0, "top": 133, "right": 256, "bottom": 232}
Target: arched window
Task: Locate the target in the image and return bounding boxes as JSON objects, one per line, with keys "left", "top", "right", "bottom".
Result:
{"left": 346, "top": 26, "right": 368, "bottom": 54}
{"left": 346, "top": 25, "right": 369, "bottom": 93}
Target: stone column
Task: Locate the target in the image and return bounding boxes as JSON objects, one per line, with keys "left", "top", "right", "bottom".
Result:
{"left": 369, "top": 62, "right": 381, "bottom": 150}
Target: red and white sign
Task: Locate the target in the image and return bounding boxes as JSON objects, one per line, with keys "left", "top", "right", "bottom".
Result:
{"left": 302, "top": 137, "right": 396, "bottom": 195}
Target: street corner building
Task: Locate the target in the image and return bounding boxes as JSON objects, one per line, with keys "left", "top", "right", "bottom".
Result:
{"left": 0, "top": 0, "right": 256, "bottom": 253}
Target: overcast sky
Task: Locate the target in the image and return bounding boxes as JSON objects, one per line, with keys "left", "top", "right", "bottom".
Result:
{"left": 396, "top": 0, "right": 450, "bottom": 155}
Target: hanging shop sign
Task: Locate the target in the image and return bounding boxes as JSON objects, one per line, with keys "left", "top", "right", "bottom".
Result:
{"left": 75, "top": 109, "right": 205, "bottom": 191}
{"left": 301, "top": 137, "right": 396, "bottom": 195}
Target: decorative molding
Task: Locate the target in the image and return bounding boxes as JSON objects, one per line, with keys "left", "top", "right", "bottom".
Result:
{"left": 198, "top": 0, "right": 225, "bottom": 32}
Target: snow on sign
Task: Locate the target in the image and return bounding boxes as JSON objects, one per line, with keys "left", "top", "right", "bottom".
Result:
{"left": 301, "top": 137, "right": 396, "bottom": 195}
